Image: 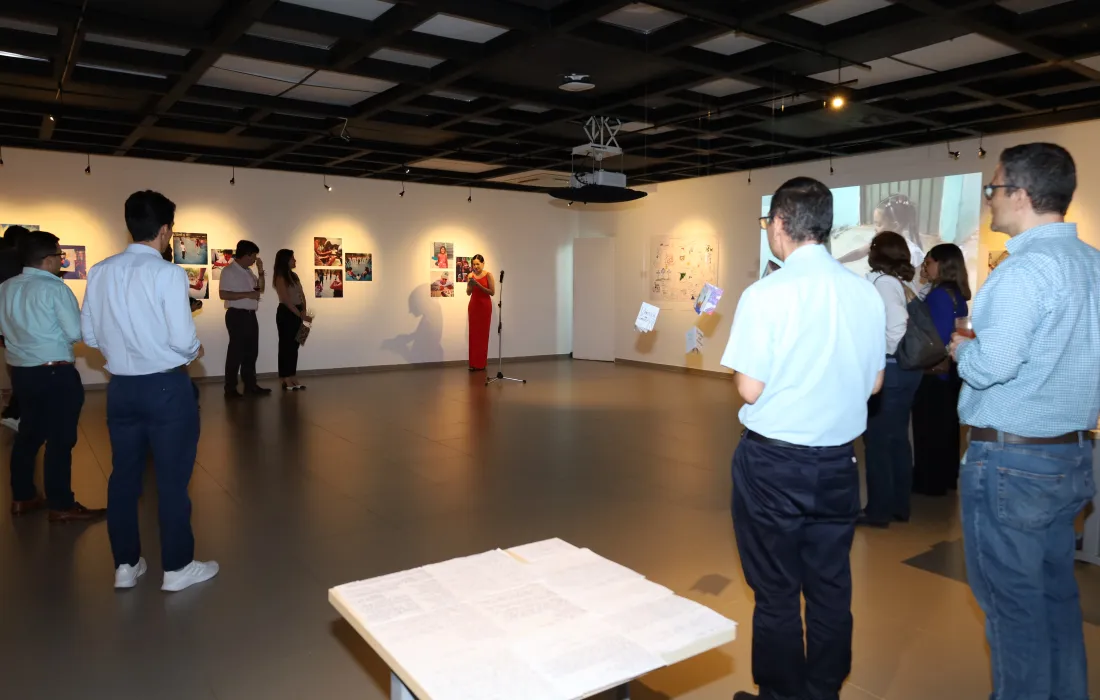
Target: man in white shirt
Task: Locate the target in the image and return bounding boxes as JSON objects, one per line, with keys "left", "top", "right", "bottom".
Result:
{"left": 81, "top": 190, "right": 218, "bottom": 593}
{"left": 722, "top": 177, "right": 886, "bottom": 700}
{"left": 218, "top": 240, "right": 269, "bottom": 398}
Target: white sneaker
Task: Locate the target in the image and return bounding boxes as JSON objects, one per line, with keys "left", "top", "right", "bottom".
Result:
{"left": 115, "top": 557, "right": 147, "bottom": 589}
{"left": 1, "top": 417, "right": 19, "bottom": 432}
{"left": 161, "top": 560, "right": 219, "bottom": 592}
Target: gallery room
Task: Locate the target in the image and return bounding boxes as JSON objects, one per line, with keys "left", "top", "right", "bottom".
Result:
{"left": 0, "top": 0, "right": 1099, "bottom": 699}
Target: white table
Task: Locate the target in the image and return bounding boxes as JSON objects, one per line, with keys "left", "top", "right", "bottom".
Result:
{"left": 1078, "top": 433, "right": 1100, "bottom": 566}
{"left": 330, "top": 540, "right": 737, "bottom": 700}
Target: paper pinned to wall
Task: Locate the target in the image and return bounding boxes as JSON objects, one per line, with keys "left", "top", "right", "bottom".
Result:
{"left": 693, "top": 282, "right": 723, "bottom": 315}
{"left": 635, "top": 302, "right": 659, "bottom": 333}
{"left": 686, "top": 327, "right": 704, "bottom": 354}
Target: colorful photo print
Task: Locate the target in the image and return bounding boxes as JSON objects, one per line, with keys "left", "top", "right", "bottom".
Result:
{"left": 431, "top": 242, "right": 454, "bottom": 269}
{"left": 0, "top": 224, "right": 38, "bottom": 234}
{"left": 315, "top": 269, "right": 343, "bottom": 298}
{"left": 59, "top": 245, "right": 87, "bottom": 280}
{"left": 455, "top": 256, "right": 473, "bottom": 283}
{"left": 173, "top": 233, "right": 208, "bottom": 265}
{"left": 183, "top": 266, "right": 209, "bottom": 300}
{"left": 212, "top": 247, "right": 234, "bottom": 268}
{"left": 345, "top": 253, "right": 372, "bottom": 281}
{"left": 314, "top": 237, "right": 343, "bottom": 267}
{"left": 430, "top": 269, "right": 454, "bottom": 298}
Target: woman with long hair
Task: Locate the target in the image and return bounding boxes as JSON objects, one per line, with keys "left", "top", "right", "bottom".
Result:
{"left": 860, "top": 231, "right": 923, "bottom": 528}
{"left": 838, "top": 194, "right": 924, "bottom": 273}
{"left": 911, "top": 244, "right": 970, "bottom": 495}
{"left": 466, "top": 254, "right": 494, "bottom": 371}
{"left": 272, "top": 249, "right": 307, "bottom": 390}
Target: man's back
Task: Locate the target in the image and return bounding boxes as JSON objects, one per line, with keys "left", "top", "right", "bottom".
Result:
{"left": 723, "top": 244, "right": 885, "bottom": 446}
{"left": 82, "top": 244, "right": 199, "bottom": 376}
{"left": 0, "top": 271, "right": 80, "bottom": 366}
{"left": 958, "top": 223, "right": 1100, "bottom": 435}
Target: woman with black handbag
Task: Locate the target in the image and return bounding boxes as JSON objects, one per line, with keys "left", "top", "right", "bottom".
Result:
{"left": 860, "top": 232, "right": 924, "bottom": 528}
{"left": 911, "top": 244, "right": 970, "bottom": 495}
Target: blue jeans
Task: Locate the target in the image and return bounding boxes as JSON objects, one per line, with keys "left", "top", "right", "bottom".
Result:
{"left": 106, "top": 370, "right": 199, "bottom": 572}
{"left": 961, "top": 440, "right": 1094, "bottom": 700}
{"left": 863, "top": 359, "right": 921, "bottom": 523}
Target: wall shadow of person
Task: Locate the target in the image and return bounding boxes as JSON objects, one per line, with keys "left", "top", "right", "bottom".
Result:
{"left": 381, "top": 284, "right": 443, "bottom": 364}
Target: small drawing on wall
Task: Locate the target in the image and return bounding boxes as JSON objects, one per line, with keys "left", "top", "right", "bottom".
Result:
{"left": 173, "top": 233, "right": 208, "bottom": 265}
{"left": 315, "top": 237, "right": 343, "bottom": 267}
{"left": 649, "top": 235, "right": 719, "bottom": 304}
{"left": 345, "top": 253, "right": 372, "bottom": 281}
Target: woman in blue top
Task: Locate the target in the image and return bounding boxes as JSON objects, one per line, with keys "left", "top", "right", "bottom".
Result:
{"left": 911, "top": 243, "right": 970, "bottom": 496}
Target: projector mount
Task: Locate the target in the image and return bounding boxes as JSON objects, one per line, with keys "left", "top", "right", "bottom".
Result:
{"left": 572, "top": 116, "right": 622, "bottom": 163}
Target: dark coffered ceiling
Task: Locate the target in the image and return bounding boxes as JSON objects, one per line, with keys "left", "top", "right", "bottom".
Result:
{"left": 0, "top": 0, "right": 1098, "bottom": 192}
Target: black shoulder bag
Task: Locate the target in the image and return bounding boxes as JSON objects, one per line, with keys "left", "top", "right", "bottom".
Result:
{"left": 895, "top": 285, "right": 948, "bottom": 370}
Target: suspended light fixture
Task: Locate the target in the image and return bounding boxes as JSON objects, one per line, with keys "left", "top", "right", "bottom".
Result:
{"left": 323, "top": 174, "right": 332, "bottom": 191}
{"left": 84, "top": 153, "right": 90, "bottom": 175}
{"left": 230, "top": 166, "right": 235, "bottom": 186}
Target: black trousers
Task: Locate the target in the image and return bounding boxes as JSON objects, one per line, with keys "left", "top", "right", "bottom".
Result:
{"left": 732, "top": 435, "right": 859, "bottom": 700}
{"left": 224, "top": 308, "right": 259, "bottom": 390}
{"left": 10, "top": 364, "right": 83, "bottom": 509}
{"left": 911, "top": 371, "right": 963, "bottom": 495}
{"left": 276, "top": 304, "right": 303, "bottom": 378}
{"left": 107, "top": 370, "right": 198, "bottom": 572}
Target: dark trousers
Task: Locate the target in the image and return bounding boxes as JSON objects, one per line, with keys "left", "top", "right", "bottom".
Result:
{"left": 276, "top": 304, "right": 303, "bottom": 378}
{"left": 863, "top": 360, "right": 922, "bottom": 523}
{"left": 224, "top": 308, "right": 259, "bottom": 391}
{"left": 106, "top": 371, "right": 199, "bottom": 572}
{"left": 911, "top": 372, "right": 962, "bottom": 495}
{"left": 9, "top": 364, "right": 83, "bottom": 509}
{"left": 732, "top": 435, "right": 860, "bottom": 700}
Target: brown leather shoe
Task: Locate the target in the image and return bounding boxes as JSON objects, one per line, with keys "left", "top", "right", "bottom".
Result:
{"left": 48, "top": 502, "right": 107, "bottom": 523}
{"left": 11, "top": 495, "right": 47, "bottom": 515}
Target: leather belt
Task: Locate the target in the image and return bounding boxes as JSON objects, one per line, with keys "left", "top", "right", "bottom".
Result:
{"left": 743, "top": 429, "right": 852, "bottom": 451}
{"left": 968, "top": 427, "right": 1083, "bottom": 445}
{"left": 41, "top": 361, "right": 72, "bottom": 367}
{"left": 160, "top": 365, "right": 188, "bottom": 374}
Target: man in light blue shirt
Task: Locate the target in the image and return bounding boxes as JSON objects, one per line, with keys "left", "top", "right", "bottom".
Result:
{"left": 0, "top": 229, "right": 105, "bottom": 522}
{"left": 722, "top": 177, "right": 885, "bottom": 700}
{"left": 949, "top": 143, "right": 1099, "bottom": 700}
{"left": 82, "top": 190, "right": 218, "bottom": 594}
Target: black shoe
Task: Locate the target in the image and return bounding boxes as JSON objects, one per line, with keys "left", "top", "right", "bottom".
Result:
{"left": 224, "top": 389, "right": 243, "bottom": 399}
{"left": 856, "top": 515, "right": 890, "bottom": 529}
{"left": 247, "top": 386, "right": 272, "bottom": 395}
{"left": 732, "top": 693, "right": 760, "bottom": 700}
{"left": 893, "top": 515, "right": 910, "bottom": 523}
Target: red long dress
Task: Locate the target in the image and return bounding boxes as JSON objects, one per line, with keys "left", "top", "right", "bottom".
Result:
{"left": 468, "top": 273, "right": 493, "bottom": 370}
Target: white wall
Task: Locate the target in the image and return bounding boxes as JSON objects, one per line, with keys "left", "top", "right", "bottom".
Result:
{"left": 578, "top": 120, "right": 1100, "bottom": 373}
{"left": 0, "top": 148, "right": 577, "bottom": 384}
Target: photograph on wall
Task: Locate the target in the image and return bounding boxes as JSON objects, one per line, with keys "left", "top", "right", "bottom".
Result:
{"left": 182, "top": 266, "right": 209, "bottom": 300}
{"left": 59, "top": 245, "right": 87, "bottom": 280}
{"left": 211, "top": 247, "right": 234, "bottom": 279}
{"left": 430, "top": 269, "right": 455, "bottom": 298}
{"left": 759, "top": 173, "right": 982, "bottom": 286}
{"left": 0, "top": 223, "right": 38, "bottom": 234}
{"left": 314, "top": 237, "right": 343, "bottom": 267}
{"left": 431, "top": 242, "right": 454, "bottom": 269}
{"left": 455, "top": 256, "right": 472, "bottom": 283}
{"left": 173, "top": 233, "right": 208, "bottom": 265}
{"left": 315, "top": 269, "right": 344, "bottom": 298}
{"left": 649, "top": 236, "right": 719, "bottom": 303}
{"left": 345, "top": 253, "right": 372, "bottom": 281}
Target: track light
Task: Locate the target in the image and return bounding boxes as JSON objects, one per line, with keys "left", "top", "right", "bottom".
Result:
{"left": 404, "top": 166, "right": 411, "bottom": 175}
{"left": 0, "top": 146, "right": 4, "bottom": 167}
{"left": 323, "top": 174, "right": 332, "bottom": 191}
{"left": 829, "top": 158, "right": 834, "bottom": 175}
{"left": 48, "top": 114, "right": 55, "bottom": 122}
{"left": 567, "top": 201, "right": 573, "bottom": 207}
{"left": 747, "top": 170, "right": 751, "bottom": 184}
{"left": 978, "top": 136, "right": 986, "bottom": 159}
{"left": 830, "top": 95, "right": 845, "bottom": 109}
{"left": 230, "top": 166, "right": 235, "bottom": 186}
{"left": 399, "top": 182, "right": 405, "bottom": 197}
{"left": 467, "top": 186, "right": 472, "bottom": 203}
{"left": 84, "top": 154, "right": 90, "bottom": 176}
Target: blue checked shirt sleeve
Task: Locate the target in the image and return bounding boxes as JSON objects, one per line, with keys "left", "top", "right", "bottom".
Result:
{"left": 956, "top": 261, "right": 1044, "bottom": 390}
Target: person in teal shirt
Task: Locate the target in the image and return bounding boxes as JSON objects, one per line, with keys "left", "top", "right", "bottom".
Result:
{"left": 0, "top": 229, "right": 105, "bottom": 522}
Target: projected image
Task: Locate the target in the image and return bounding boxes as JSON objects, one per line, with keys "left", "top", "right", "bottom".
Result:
{"left": 760, "top": 174, "right": 981, "bottom": 286}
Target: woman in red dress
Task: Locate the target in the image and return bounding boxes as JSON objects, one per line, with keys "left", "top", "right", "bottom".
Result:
{"left": 466, "top": 254, "right": 494, "bottom": 371}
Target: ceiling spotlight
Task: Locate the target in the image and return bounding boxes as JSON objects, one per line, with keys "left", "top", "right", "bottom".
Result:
{"left": 829, "top": 159, "right": 834, "bottom": 175}
{"left": 467, "top": 187, "right": 472, "bottom": 203}
{"left": 978, "top": 147, "right": 986, "bottom": 159}
{"left": 830, "top": 95, "right": 845, "bottom": 109}
{"left": 404, "top": 166, "right": 411, "bottom": 175}
{"left": 84, "top": 153, "right": 91, "bottom": 176}
{"left": 0, "top": 146, "right": 4, "bottom": 168}
{"left": 567, "top": 201, "right": 573, "bottom": 207}
{"left": 399, "top": 182, "right": 405, "bottom": 198}
{"left": 230, "top": 166, "right": 235, "bottom": 186}
{"left": 48, "top": 114, "right": 55, "bottom": 122}
{"left": 323, "top": 174, "right": 332, "bottom": 191}
{"left": 949, "top": 150, "right": 960, "bottom": 160}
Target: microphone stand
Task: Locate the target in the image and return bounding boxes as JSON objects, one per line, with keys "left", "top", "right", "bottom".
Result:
{"left": 486, "top": 269, "right": 526, "bottom": 387}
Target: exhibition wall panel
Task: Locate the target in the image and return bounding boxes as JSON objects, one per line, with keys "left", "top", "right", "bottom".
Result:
{"left": 578, "top": 120, "right": 1100, "bottom": 374}
{"left": 0, "top": 149, "right": 577, "bottom": 384}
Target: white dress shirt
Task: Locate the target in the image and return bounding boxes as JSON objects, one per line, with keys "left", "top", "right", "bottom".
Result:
{"left": 219, "top": 260, "right": 259, "bottom": 311}
{"left": 867, "top": 272, "right": 913, "bottom": 355}
{"left": 81, "top": 243, "right": 201, "bottom": 375}
{"left": 721, "top": 244, "right": 886, "bottom": 446}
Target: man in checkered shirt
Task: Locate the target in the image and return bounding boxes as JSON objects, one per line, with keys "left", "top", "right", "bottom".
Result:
{"left": 950, "top": 142, "right": 1100, "bottom": 700}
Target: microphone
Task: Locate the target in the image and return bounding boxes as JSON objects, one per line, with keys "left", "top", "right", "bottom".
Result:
{"left": 499, "top": 269, "right": 504, "bottom": 284}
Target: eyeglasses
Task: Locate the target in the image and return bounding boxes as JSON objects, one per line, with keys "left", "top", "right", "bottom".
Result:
{"left": 983, "top": 184, "right": 1017, "bottom": 201}
{"left": 759, "top": 215, "right": 773, "bottom": 230}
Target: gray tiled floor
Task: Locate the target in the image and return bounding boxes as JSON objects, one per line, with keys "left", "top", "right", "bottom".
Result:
{"left": 0, "top": 359, "right": 1097, "bottom": 700}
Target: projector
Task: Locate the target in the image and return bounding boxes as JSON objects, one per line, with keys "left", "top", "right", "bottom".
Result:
{"left": 547, "top": 116, "right": 649, "bottom": 205}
